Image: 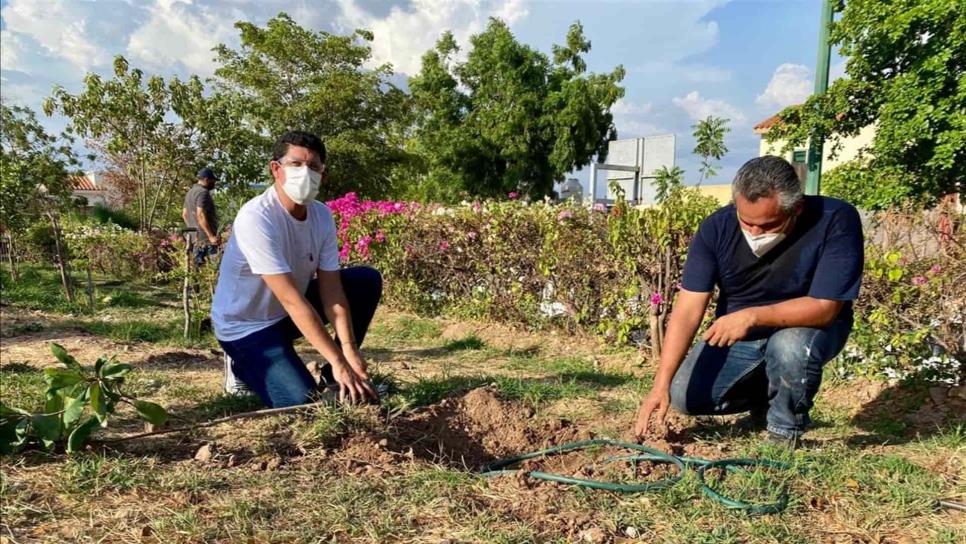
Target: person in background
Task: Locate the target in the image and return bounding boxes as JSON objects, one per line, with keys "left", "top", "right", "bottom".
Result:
{"left": 182, "top": 167, "right": 220, "bottom": 267}
{"left": 633, "top": 156, "right": 864, "bottom": 448}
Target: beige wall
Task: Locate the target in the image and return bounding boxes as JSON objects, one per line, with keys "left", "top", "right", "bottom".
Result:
{"left": 758, "top": 124, "right": 876, "bottom": 172}
{"left": 695, "top": 184, "right": 732, "bottom": 205}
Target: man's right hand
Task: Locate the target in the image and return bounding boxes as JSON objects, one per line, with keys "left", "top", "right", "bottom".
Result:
{"left": 634, "top": 385, "right": 671, "bottom": 438}
{"left": 330, "top": 360, "right": 378, "bottom": 405}
{"left": 207, "top": 233, "right": 221, "bottom": 246}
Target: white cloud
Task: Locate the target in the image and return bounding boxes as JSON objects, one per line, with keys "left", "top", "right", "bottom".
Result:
{"left": 672, "top": 91, "right": 745, "bottom": 123}
{"left": 335, "top": 0, "right": 530, "bottom": 75}
{"left": 612, "top": 99, "right": 652, "bottom": 115}
{"left": 126, "top": 1, "right": 241, "bottom": 78}
{"left": 614, "top": 119, "right": 667, "bottom": 139}
{"left": 684, "top": 65, "right": 732, "bottom": 83}
{"left": 0, "top": 0, "right": 133, "bottom": 71}
{"left": 755, "top": 63, "right": 811, "bottom": 109}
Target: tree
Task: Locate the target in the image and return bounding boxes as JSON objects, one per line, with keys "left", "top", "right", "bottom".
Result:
{"left": 765, "top": 0, "right": 965, "bottom": 209}
{"left": 653, "top": 165, "right": 685, "bottom": 203}
{"left": 1, "top": 101, "right": 79, "bottom": 291}
{"left": 408, "top": 20, "right": 625, "bottom": 201}
{"left": 692, "top": 115, "right": 729, "bottom": 184}
{"left": 44, "top": 56, "right": 199, "bottom": 231}
{"left": 211, "top": 13, "right": 414, "bottom": 200}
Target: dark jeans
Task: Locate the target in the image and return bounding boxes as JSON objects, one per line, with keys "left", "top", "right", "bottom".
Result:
{"left": 668, "top": 314, "right": 852, "bottom": 438}
{"left": 193, "top": 243, "right": 218, "bottom": 267}
{"left": 218, "top": 266, "right": 382, "bottom": 408}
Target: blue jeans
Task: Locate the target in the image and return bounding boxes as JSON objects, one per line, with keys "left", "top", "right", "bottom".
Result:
{"left": 669, "top": 314, "right": 852, "bottom": 438}
{"left": 218, "top": 266, "right": 382, "bottom": 408}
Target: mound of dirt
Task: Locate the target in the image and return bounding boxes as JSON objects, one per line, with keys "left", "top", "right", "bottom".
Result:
{"left": 343, "top": 387, "right": 595, "bottom": 470}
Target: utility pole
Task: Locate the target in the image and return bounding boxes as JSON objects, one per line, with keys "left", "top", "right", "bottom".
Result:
{"left": 805, "top": 0, "right": 834, "bottom": 195}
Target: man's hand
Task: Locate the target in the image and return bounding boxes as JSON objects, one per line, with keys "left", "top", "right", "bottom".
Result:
{"left": 330, "top": 360, "right": 378, "bottom": 405}
{"left": 702, "top": 308, "right": 757, "bottom": 347}
{"left": 207, "top": 233, "right": 221, "bottom": 246}
{"left": 634, "top": 386, "right": 671, "bottom": 438}
{"left": 342, "top": 345, "right": 370, "bottom": 381}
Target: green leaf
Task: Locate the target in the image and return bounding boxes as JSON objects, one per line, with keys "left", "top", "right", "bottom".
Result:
{"left": 94, "top": 357, "right": 108, "bottom": 375}
{"left": 44, "top": 391, "right": 64, "bottom": 415}
{"left": 62, "top": 393, "right": 87, "bottom": 427}
{"left": 134, "top": 400, "right": 168, "bottom": 426}
{"left": 31, "top": 414, "right": 63, "bottom": 444}
{"left": 0, "top": 418, "right": 30, "bottom": 455}
{"left": 100, "top": 363, "right": 132, "bottom": 379}
{"left": 66, "top": 417, "right": 99, "bottom": 453}
{"left": 43, "top": 368, "right": 84, "bottom": 390}
{"left": 89, "top": 383, "right": 107, "bottom": 424}
{"left": 50, "top": 343, "right": 81, "bottom": 370}
{"left": 0, "top": 401, "right": 32, "bottom": 417}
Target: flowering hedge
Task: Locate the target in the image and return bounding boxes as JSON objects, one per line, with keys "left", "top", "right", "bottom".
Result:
{"left": 330, "top": 192, "right": 964, "bottom": 382}
{"left": 63, "top": 222, "right": 173, "bottom": 279}
{"left": 328, "top": 189, "right": 719, "bottom": 347}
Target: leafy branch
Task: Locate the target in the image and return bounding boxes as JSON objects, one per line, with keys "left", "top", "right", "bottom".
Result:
{"left": 0, "top": 344, "right": 168, "bottom": 454}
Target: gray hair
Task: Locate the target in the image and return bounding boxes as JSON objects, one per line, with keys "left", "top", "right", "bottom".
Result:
{"left": 731, "top": 156, "right": 803, "bottom": 213}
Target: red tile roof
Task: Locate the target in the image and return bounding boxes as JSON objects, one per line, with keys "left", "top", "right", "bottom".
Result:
{"left": 753, "top": 114, "right": 781, "bottom": 133}
{"left": 70, "top": 175, "right": 104, "bottom": 191}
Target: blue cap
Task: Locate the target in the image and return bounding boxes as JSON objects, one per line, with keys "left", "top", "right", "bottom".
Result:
{"left": 197, "top": 167, "right": 218, "bottom": 181}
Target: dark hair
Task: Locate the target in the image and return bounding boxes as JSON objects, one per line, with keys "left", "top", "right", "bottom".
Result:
{"left": 731, "top": 155, "right": 803, "bottom": 213}
{"left": 272, "top": 130, "right": 326, "bottom": 163}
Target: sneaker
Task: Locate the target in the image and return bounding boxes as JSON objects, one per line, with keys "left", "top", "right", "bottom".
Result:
{"left": 764, "top": 431, "right": 799, "bottom": 450}
{"left": 223, "top": 353, "right": 251, "bottom": 396}
{"left": 735, "top": 406, "right": 769, "bottom": 431}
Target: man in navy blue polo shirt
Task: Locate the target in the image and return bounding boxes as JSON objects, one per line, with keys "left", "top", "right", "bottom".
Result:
{"left": 633, "top": 156, "right": 864, "bottom": 446}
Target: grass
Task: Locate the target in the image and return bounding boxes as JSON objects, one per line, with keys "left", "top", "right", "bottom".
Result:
{"left": 0, "top": 270, "right": 962, "bottom": 543}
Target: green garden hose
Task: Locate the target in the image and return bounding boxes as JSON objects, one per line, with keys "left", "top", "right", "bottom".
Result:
{"left": 480, "top": 439, "right": 792, "bottom": 514}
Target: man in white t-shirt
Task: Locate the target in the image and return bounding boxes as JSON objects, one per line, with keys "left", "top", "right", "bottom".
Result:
{"left": 211, "top": 130, "right": 381, "bottom": 407}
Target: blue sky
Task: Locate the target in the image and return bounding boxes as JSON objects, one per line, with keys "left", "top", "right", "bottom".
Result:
{"left": 1, "top": 0, "right": 841, "bottom": 192}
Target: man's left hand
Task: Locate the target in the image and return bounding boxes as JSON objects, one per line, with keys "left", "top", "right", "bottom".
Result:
{"left": 342, "top": 345, "right": 370, "bottom": 381}
{"left": 702, "top": 308, "right": 757, "bottom": 347}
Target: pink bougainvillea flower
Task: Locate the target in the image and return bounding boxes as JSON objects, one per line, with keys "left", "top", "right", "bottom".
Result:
{"left": 439, "top": 241, "right": 450, "bottom": 251}
{"left": 928, "top": 264, "right": 942, "bottom": 275}
{"left": 650, "top": 293, "right": 663, "bottom": 306}
{"left": 911, "top": 275, "right": 928, "bottom": 286}
{"left": 375, "top": 230, "right": 386, "bottom": 243}
{"left": 508, "top": 192, "right": 519, "bottom": 200}
{"left": 557, "top": 210, "right": 574, "bottom": 221}
{"left": 591, "top": 203, "right": 606, "bottom": 213}
{"left": 472, "top": 202, "right": 482, "bottom": 212}
{"left": 466, "top": 231, "right": 478, "bottom": 240}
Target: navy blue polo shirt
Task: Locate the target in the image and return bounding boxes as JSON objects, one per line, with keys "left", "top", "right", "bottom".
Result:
{"left": 681, "top": 195, "right": 864, "bottom": 318}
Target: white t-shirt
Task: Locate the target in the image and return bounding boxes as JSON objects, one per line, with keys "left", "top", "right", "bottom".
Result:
{"left": 212, "top": 187, "right": 341, "bottom": 341}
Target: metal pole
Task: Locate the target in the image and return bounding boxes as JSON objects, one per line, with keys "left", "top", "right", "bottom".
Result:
{"left": 805, "top": 0, "right": 834, "bottom": 195}
{"left": 589, "top": 163, "right": 598, "bottom": 206}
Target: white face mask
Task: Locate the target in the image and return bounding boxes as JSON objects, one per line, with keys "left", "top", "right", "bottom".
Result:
{"left": 282, "top": 165, "right": 322, "bottom": 205}
{"left": 742, "top": 230, "right": 786, "bottom": 257}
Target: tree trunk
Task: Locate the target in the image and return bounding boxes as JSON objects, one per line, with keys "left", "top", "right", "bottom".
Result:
{"left": 649, "top": 307, "right": 662, "bottom": 363}
{"left": 47, "top": 212, "right": 75, "bottom": 304}
{"left": 86, "top": 266, "right": 95, "bottom": 307}
{"left": 183, "top": 233, "right": 192, "bottom": 338}
{"left": 4, "top": 231, "right": 18, "bottom": 282}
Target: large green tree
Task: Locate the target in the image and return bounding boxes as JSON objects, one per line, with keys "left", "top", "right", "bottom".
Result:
{"left": 211, "top": 13, "right": 414, "bottom": 199}
{"left": 1, "top": 100, "right": 79, "bottom": 290}
{"left": 407, "top": 19, "right": 625, "bottom": 201}
{"left": 44, "top": 57, "right": 200, "bottom": 230}
{"left": 692, "top": 115, "right": 729, "bottom": 184}
{"left": 766, "top": 0, "right": 964, "bottom": 209}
